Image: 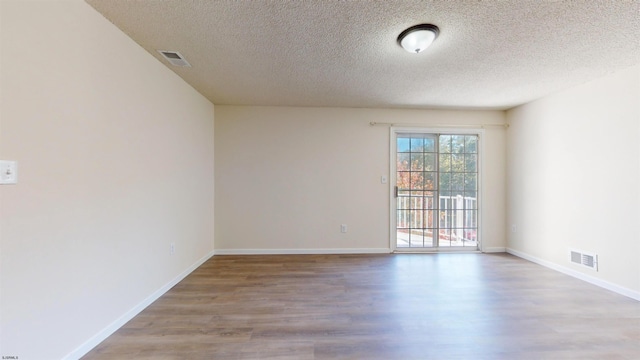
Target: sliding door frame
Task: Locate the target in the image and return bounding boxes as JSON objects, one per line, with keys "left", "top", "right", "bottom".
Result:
{"left": 389, "top": 127, "right": 485, "bottom": 252}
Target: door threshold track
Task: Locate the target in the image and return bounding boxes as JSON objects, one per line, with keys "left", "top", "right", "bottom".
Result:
{"left": 393, "top": 249, "right": 482, "bottom": 254}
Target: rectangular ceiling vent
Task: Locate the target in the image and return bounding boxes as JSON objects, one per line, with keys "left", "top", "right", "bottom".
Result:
{"left": 157, "top": 50, "right": 191, "bottom": 67}
{"left": 569, "top": 249, "right": 598, "bottom": 271}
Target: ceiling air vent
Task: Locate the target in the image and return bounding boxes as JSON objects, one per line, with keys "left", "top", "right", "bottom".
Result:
{"left": 157, "top": 50, "right": 191, "bottom": 67}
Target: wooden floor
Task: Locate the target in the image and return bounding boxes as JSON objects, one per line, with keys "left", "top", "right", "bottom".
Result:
{"left": 83, "top": 253, "right": 640, "bottom": 359}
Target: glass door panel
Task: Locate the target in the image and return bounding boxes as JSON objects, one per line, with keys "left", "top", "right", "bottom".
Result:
{"left": 394, "top": 132, "right": 479, "bottom": 250}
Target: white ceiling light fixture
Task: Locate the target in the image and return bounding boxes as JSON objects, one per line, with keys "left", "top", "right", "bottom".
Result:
{"left": 398, "top": 24, "right": 440, "bottom": 54}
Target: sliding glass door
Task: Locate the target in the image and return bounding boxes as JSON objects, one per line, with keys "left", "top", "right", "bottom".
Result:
{"left": 392, "top": 130, "right": 480, "bottom": 251}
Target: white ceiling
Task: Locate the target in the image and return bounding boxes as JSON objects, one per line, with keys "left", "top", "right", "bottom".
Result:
{"left": 86, "top": 0, "right": 639, "bottom": 110}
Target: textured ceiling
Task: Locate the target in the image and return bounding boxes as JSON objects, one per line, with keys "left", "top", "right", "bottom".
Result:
{"left": 86, "top": 0, "right": 640, "bottom": 110}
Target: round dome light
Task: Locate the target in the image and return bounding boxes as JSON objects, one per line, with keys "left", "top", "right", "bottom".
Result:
{"left": 398, "top": 24, "right": 440, "bottom": 54}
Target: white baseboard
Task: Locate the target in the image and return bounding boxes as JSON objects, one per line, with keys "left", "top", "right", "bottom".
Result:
{"left": 507, "top": 248, "right": 640, "bottom": 301}
{"left": 64, "top": 250, "right": 215, "bottom": 360}
{"left": 214, "top": 248, "right": 392, "bottom": 255}
{"left": 482, "top": 247, "right": 506, "bottom": 253}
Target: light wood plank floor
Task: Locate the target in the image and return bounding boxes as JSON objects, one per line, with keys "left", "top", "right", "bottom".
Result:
{"left": 83, "top": 253, "right": 640, "bottom": 359}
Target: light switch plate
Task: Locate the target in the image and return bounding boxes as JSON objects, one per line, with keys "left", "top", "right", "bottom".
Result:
{"left": 0, "top": 160, "right": 18, "bottom": 184}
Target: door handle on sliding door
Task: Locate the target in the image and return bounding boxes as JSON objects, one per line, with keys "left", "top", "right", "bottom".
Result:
{"left": 394, "top": 186, "right": 398, "bottom": 198}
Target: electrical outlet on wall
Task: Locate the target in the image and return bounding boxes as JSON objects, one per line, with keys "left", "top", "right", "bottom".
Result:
{"left": 170, "top": 242, "right": 176, "bottom": 255}
{"left": 511, "top": 224, "right": 517, "bottom": 233}
{"left": 341, "top": 224, "right": 348, "bottom": 233}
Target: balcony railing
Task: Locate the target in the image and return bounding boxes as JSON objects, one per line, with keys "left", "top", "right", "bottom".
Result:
{"left": 397, "top": 194, "right": 477, "bottom": 246}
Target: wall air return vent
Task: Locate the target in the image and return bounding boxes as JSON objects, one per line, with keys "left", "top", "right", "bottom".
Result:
{"left": 569, "top": 249, "right": 598, "bottom": 271}
{"left": 157, "top": 50, "right": 191, "bottom": 67}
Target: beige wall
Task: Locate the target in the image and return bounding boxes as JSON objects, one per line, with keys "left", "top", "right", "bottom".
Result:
{"left": 506, "top": 65, "right": 640, "bottom": 296}
{"left": 215, "top": 106, "right": 507, "bottom": 253}
{"left": 0, "top": 1, "right": 215, "bottom": 359}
